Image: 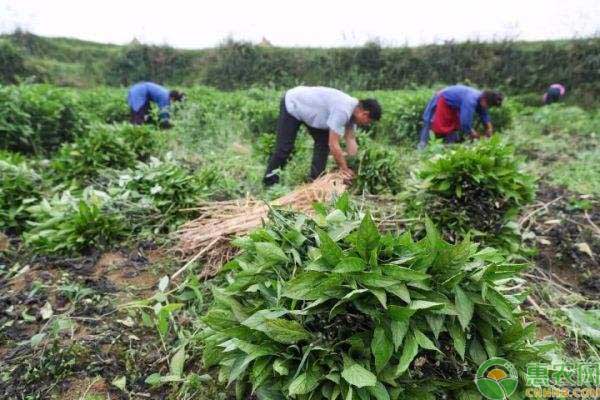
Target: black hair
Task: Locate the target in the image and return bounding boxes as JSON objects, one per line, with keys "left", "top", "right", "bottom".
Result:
{"left": 482, "top": 90, "right": 503, "bottom": 107}
{"left": 359, "top": 98, "right": 382, "bottom": 121}
{"left": 170, "top": 90, "right": 185, "bottom": 102}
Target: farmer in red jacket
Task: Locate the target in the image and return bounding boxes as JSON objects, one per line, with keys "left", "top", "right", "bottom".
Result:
{"left": 418, "top": 85, "right": 503, "bottom": 149}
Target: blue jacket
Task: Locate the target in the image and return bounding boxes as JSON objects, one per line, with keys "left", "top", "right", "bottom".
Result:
{"left": 127, "top": 82, "right": 171, "bottom": 117}
{"left": 419, "top": 85, "right": 490, "bottom": 144}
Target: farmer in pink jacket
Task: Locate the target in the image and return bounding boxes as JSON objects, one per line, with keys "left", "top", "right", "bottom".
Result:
{"left": 543, "top": 83, "right": 566, "bottom": 105}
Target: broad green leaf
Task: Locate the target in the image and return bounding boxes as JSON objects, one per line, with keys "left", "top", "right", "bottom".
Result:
{"left": 341, "top": 361, "right": 377, "bottom": 388}
{"left": 356, "top": 388, "right": 370, "bottom": 400}
{"left": 335, "top": 192, "right": 350, "bottom": 213}
{"left": 255, "top": 242, "right": 289, "bottom": 264}
{"left": 484, "top": 288, "right": 514, "bottom": 321}
{"left": 357, "top": 273, "right": 398, "bottom": 288}
{"left": 390, "top": 320, "right": 409, "bottom": 351}
{"left": 454, "top": 286, "right": 474, "bottom": 330}
{"left": 251, "top": 357, "right": 272, "bottom": 390}
{"left": 425, "top": 314, "right": 445, "bottom": 339}
{"left": 381, "top": 265, "right": 430, "bottom": 281}
{"left": 372, "top": 327, "right": 394, "bottom": 372}
{"left": 384, "top": 284, "right": 411, "bottom": 303}
{"left": 409, "top": 300, "right": 444, "bottom": 310}
{"left": 169, "top": 345, "right": 186, "bottom": 378}
{"left": 356, "top": 212, "right": 380, "bottom": 259}
{"left": 395, "top": 332, "right": 418, "bottom": 376}
{"left": 388, "top": 306, "right": 416, "bottom": 321}
{"left": 468, "top": 338, "right": 488, "bottom": 366}
{"left": 318, "top": 228, "right": 343, "bottom": 267}
{"left": 334, "top": 257, "right": 367, "bottom": 273}
{"left": 326, "top": 209, "right": 347, "bottom": 224}
{"left": 288, "top": 370, "right": 321, "bottom": 395}
{"left": 370, "top": 288, "right": 387, "bottom": 309}
{"left": 264, "top": 318, "right": 311, "bottom": 344}
{"left": 413, "top": 329, "right": 440, "bottom": 353}
{"left": 367, "top": 382, "right": 391, "bottom": 400}
{"left": 145, "top": 373, "right": 162, "bottom": 386}
{"left": 283, "top": 272, "right": 343, "bottom": 300}
{"left": 273, "top": 359, "right": 289, "bottom": 375}
{"left": 111, "top": 376, "right": 126, "bottom": 392}
{"left": 242, "top": 309, "right": 288, "bottom": 333}
{"left": 564, "top": 307, "right": 600, "bottom": 343}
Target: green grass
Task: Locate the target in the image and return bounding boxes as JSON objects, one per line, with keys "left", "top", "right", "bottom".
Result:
{"left": 550, "top": 148, "right": 600, "bottom": 194}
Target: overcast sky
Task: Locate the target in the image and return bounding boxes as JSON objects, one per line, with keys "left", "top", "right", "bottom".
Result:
{"left": 1, "top": 0, "right": 598, "bottom": 48}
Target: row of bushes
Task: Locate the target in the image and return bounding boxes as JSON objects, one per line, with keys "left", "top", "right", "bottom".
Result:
{"left": 4, "top": 32, "right": 599, "bottom": 101}
{"left": 0, "top": 122, "right": 234, "bottom": 254}
{"left": 0, "top": 84, "right": 515, "bottom": 156}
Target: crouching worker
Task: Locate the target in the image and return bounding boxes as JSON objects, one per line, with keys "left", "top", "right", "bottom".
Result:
{"left": 417, "top": 84, "right": 503, "bottom": 149}
{"left": 127, "top": 82, "right": 184, "bottom": 129}
{"left": 263, "top": 86, "right": 381, "bottom": 186}
{"left": 543, "top": 83, "right": 566, "bottom": 105}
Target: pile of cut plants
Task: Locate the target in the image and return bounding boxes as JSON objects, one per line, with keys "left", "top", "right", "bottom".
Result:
{"left": 405, "top": 137, "right": 536, "bottom": 248}
{"left": 199, "top": 195, "right": 550, "bottom": 400}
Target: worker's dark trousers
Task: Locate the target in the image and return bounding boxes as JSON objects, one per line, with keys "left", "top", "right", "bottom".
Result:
{"left": 130, "top": 101, "right": 151, "bottom": 125}
{"left": 263, "top": 98, "right": 329, "bottom": 186}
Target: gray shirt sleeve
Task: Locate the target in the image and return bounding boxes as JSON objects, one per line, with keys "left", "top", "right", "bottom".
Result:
{"left": 327, "top": 109, "right": 351, "bottom": 136}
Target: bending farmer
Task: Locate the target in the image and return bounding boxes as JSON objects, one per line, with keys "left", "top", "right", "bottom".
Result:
{"left": 418, "top": 85, "right": 503, "bottom": 149}
{"left": 543, "top": 83, "right": 566, "bottom": 105}
{"left": 127, "top": 82, "right": 184, "bottom": 129}
{"left": 263, "top": 86, "right": 381, "bottom": 186}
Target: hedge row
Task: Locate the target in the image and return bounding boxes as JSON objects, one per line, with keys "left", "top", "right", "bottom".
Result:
{"left": 4, "top": 32, "right": 599, "bottom": 103}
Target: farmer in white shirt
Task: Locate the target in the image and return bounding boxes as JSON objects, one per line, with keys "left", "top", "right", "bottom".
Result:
{"left": 263, "top": 86, "right": 382, "bottom": 186}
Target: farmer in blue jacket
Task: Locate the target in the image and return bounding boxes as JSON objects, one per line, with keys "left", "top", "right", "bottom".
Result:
{"left": 418, "top": 85, "right": 503, "bottom": 149}
{"left": 127, "top": 82, "right": 184, "bottom": 129}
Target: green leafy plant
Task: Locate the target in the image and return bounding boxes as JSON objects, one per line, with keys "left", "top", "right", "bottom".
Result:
{"left": 350, "top": 138, "right": 404, "bottom": 194}
{"left": 110, "top": 157, "right": 222, "bottom": 229}
{"left": 79, "top": 87, "right": 131, "bottom": 123}
{"left": 200, "top": 197, "right": 548, "bottom": 400}
{"left": 405, "top": 136, "right": 536, "bottom": 245}
{"left": 0, "top": 158, "right": 42, "bottom": 232}
{"left": 51, "top": 123, "right": 162, "bottom": 184}
{"left": 0, "top": 84, "right": 88, "bottom": 154}
{"left": 253, "top": 133, "right": 277, "bottom": 161}
{"left": 24, "top": 187, "right": 126, "bottom": 255}
{"left": 364, "top": 90, "right": 431, "bottom": 144}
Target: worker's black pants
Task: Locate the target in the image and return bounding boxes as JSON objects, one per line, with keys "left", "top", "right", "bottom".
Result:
{"left": 263, "top": 97, "right": 329, "bottom": 186}
{"left": 130, "top": 101, "right": 151, "bottom": 125}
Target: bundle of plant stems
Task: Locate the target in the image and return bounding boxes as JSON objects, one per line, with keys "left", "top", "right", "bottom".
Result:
{"left": 199, "top": 195, "right": 549, "bottom": 400}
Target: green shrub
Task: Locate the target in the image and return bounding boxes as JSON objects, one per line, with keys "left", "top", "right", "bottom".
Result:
{"left": 238, "top": 98, "right": 279, "bottom": 135}
{"left": 0, "top": 159, "right": 42, "bottom": 232}
{"left": 106, "top": 43, "right": 196, "bottom": 86}
{"left": 476, "top": 105, "right": 513, "bottom": 132}
{"left": 24, "top": 187, "right": 126, "bottom": 255}
{"left": 0, "top": 40, "right": 27, "bottom": 84}
{"left": 0, "top": 149, "right": 26, "bottom": 164}
{"left": 405, "top": 136, "right": 535, "bottom": 243}
{"left": 253, "top": 133, "right": 277, "bottom": 161}
{"left": 0, "top": 84, "right": 88, "bottom": 154}
{"left": 51, "top": 123, "right": 161, "bottom": 183}
{"left": 366, "top": 90, "right": 431, "bottom": 143}
{"left": 350, "top": 138, "right": 404, "bottom": 194}
{"left": 79, "top": 87, "right": 130, "bottom": 123}
{"left": 111, "top": 157, "right": 220, "bottom": 229}
{"left": 200, "top": 199, "right": 547, "bottom": 400}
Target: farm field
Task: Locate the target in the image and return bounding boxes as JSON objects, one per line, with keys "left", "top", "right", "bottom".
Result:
{"left": 0, "top": 83, "right": 599, "bottom": 400}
